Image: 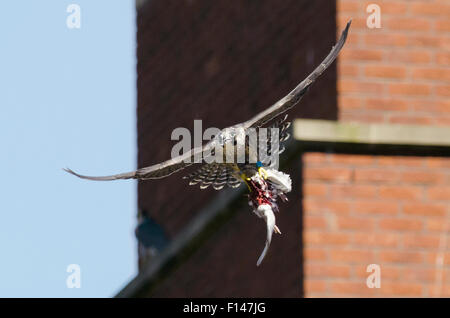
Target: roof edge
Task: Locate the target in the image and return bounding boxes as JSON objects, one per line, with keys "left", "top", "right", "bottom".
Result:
{"left": 115, "top": 185, "right": 244, "bottom": 297}
{"left": 136, "top": 0, "right": 149, "bottom": 10}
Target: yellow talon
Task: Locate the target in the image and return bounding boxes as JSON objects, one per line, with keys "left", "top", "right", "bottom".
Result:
{"left": 258, "top": 167, "right": 268, "bottom": 180}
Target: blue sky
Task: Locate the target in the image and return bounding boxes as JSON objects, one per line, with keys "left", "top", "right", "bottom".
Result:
{"left": 0, "top": 1, "right": 137, "bottom": 297}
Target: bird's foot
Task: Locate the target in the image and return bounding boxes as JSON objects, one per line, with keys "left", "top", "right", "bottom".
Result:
{"left": 258, "top": 167, "right": 268, "bottom": 180}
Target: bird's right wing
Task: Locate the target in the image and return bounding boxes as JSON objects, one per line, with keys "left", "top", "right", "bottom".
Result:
{"left": 64, "top": 141, "right": 216, "bottom": 181}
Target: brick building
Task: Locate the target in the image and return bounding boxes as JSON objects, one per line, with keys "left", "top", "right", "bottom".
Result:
{"left": 118, "top": 0, "right": 450, "bottom": 297}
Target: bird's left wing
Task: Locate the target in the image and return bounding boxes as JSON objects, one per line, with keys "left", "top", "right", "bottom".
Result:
{"left": 64, "top": 141, "right": 216, "bottom": 181}
{"left": 242, "top": 20, "right": 351, "bottom": 129}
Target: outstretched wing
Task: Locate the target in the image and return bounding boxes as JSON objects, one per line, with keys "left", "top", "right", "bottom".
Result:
{"left": 65, "top": 21, "right": 350, "bottom": 183}
{"left": 64, "top": 141, "right": 216, "bottom": 181}
{"left": 242, "top": 20, "right": 351, "bottom": 129}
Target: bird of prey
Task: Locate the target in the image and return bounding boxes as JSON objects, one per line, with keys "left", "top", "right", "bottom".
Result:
{"left": 65, "top": 20, "right": 351, "bottom": 189}
{"left": 66, "top": 21, "right": 351, "bottom": 266}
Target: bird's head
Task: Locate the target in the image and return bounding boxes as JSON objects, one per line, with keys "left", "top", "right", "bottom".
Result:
{"left": 216, "top": 127, "right": 242, "bottom": 146}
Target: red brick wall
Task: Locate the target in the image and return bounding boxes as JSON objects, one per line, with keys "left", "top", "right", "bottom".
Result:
{"left": 301, "top": 0, "right": 450, "bottom": 298}
{"left": 303, "top": 153, "right": 450, "bottom": 297}
{"left": 337, "top": 0, "right": 450, "bottom": 125}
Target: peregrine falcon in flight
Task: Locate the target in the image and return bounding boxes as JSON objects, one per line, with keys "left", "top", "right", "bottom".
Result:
{"left": 65, "top": 21, "right": 351, "bottom": 189}
{"left": 65, "top": 20, "right": 351, "bottom": 265}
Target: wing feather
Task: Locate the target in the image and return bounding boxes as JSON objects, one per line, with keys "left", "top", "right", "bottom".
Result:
{"left": 64, "top": 141, "right": 215, "bottom": 181}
